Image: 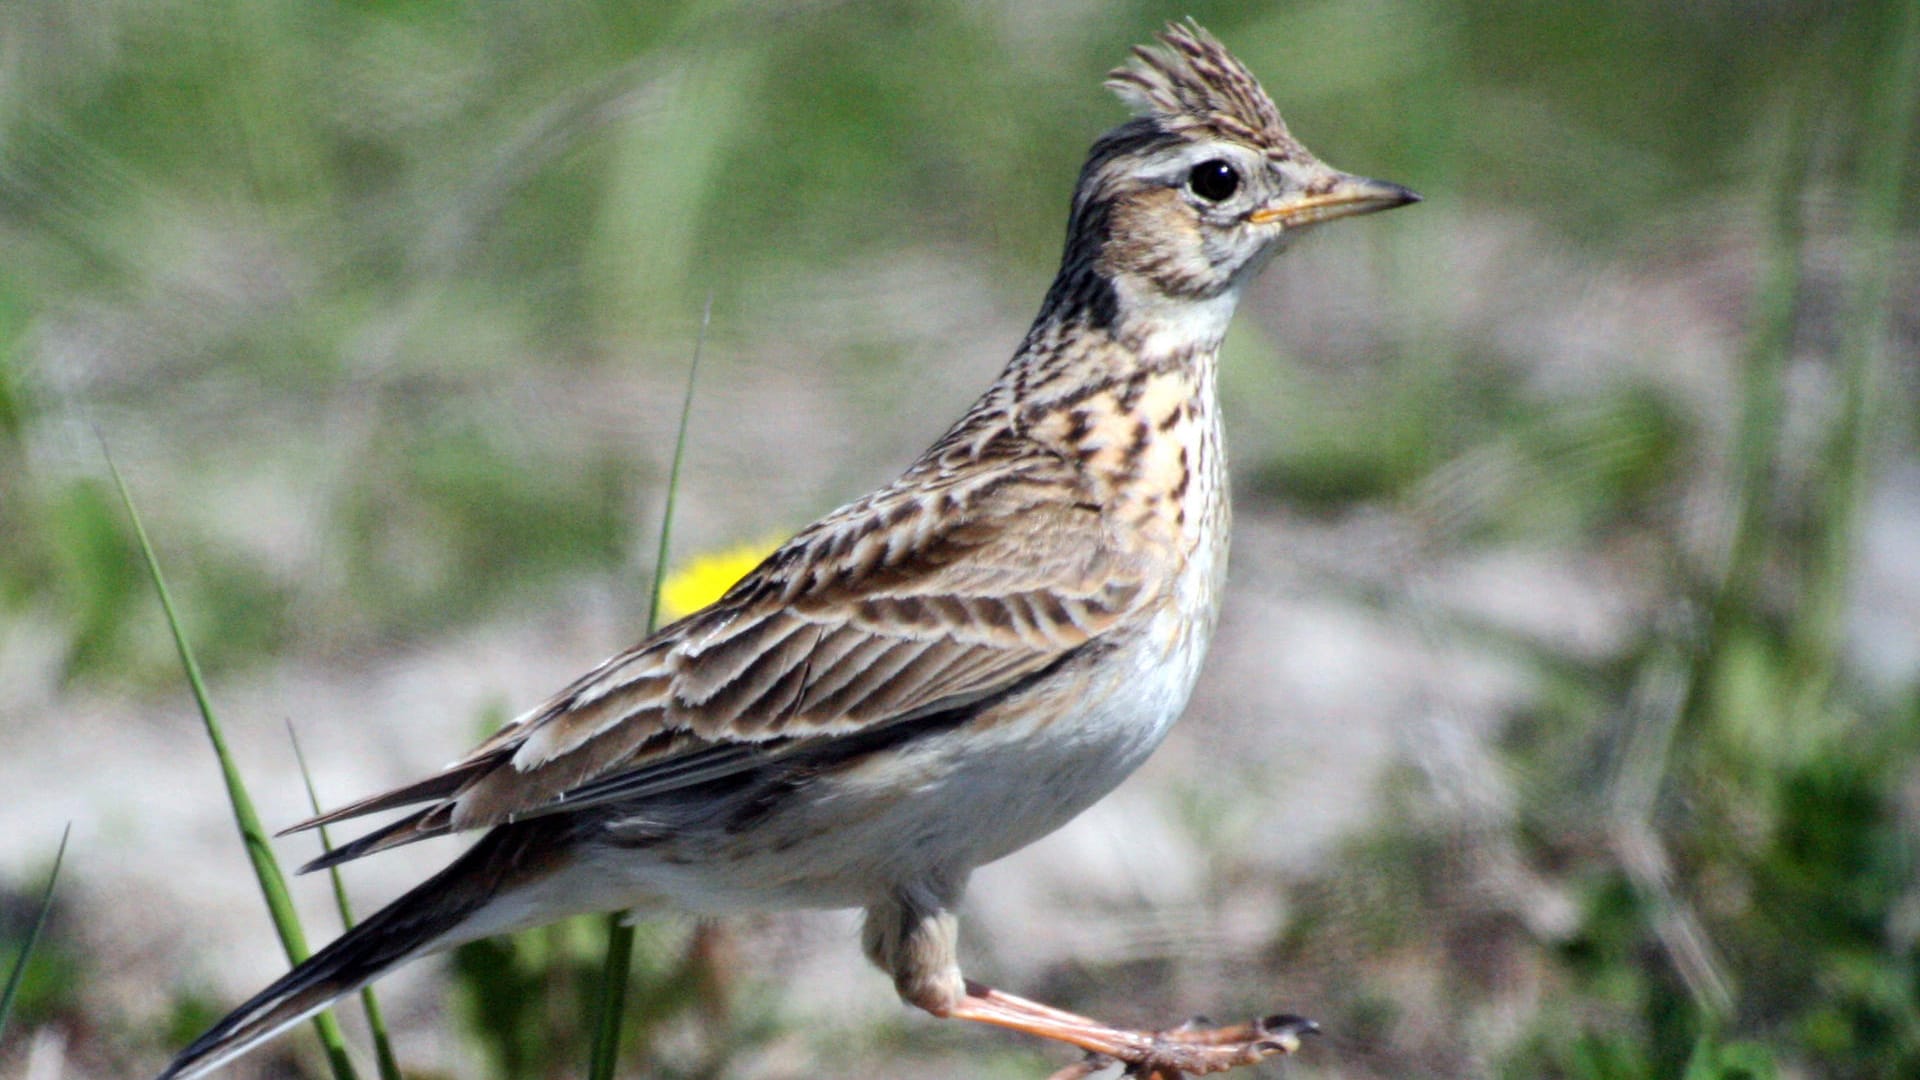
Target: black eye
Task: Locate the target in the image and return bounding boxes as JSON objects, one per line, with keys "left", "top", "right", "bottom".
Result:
{"left": 1187, "top": 159, "right": 1240, "bottom": 202}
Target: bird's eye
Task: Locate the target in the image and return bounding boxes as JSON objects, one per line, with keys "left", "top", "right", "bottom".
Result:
{"left": 1186, "top": 159, "right": 1240, "bottom": 202}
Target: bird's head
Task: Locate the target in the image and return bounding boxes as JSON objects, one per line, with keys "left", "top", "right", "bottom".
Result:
{"left": 1047, "top": 21, "right": 1418, "bottom": 342}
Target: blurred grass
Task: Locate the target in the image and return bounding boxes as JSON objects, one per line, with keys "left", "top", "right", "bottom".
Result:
{"left": 1, "top": 0, "right": 1895, "bottom": 679}
{"left": 110, "top": 453, "right": 361, "bottom": 1080}
{"left": 0, "top": 825, "right": 68, "bottom": 1044}
{"left": 1, "top": 0, "right": 1917, "bottom": 1077}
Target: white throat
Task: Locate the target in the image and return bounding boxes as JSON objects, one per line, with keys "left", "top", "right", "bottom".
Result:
{"left": 1110, "top": 277, "right": 1243, "bottom": 359}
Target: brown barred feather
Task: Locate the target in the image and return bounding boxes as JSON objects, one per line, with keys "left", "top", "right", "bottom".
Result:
{"left": 287, "top": 446, "right": 1153, "bottom": 846}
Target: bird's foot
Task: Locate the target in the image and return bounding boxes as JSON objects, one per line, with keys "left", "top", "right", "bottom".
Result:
{"left": 951, "top": 981, "right": 1315, "bottom": 1079}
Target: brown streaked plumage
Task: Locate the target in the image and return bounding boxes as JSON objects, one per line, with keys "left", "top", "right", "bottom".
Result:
{"left": 158, "top": 20, "right": 1416, "bottom": 1080}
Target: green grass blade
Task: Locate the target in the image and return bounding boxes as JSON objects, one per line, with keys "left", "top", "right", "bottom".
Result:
{"left": 289, "top": 724, "right": 404, "bottom": 1080}
{"left": 645, "top": 292, "right": 713, "bottom": 634}
{"left": 1669, "top": 43, "right": 1826, "bottom": 751}
{"left": 102, "top": 446, "right": 361, "bottom": 1080}
{"left": 588, "top": 293, "right": 712, "bottom": 1080}
{"left": 1799, "top": 0, "right": 1920, "bottom": 673}
{"left": 1719, "top": 63, "right": 1822, "bottom": 613}
{"left": 0, "top": 823, "right": 70, "bottom": 1042}
{"left": 587, "top": 923, "right": 638, "bottom": 1079}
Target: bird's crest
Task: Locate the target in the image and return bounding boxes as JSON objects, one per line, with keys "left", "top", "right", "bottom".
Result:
{"left": 1106, "top": 21, "right": 1305, "bottom": 159}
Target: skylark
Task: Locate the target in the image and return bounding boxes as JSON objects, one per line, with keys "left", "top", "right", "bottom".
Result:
{"left": 159, "top": 21, "right": 1416, "bottom": 1079}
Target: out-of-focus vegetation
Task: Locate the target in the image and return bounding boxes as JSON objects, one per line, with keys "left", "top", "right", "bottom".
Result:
{"left": 2, "top": 0, "right": 1917, "bottom": 1078}
{"left": 0, "top": 826, "right": 68, "bottom": 1044}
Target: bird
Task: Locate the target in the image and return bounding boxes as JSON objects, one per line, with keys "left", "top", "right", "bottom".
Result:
{"left": 158, "top": 21, "right": 1417, "bottom": 1080}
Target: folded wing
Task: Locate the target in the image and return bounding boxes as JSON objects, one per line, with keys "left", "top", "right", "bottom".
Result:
{"left": 287, "top": 441, "right": 1153, "bottom": 872}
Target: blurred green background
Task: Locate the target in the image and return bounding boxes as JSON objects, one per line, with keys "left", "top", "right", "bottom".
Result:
{"left": 2, "top": 0, "right": 1917, "bottom": 1078}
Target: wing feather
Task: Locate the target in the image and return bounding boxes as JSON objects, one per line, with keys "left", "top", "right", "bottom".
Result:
{"left": 288, "top": 443, "right": 1158, "bottom": 865}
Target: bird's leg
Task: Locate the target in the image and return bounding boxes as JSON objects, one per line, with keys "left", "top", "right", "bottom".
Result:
{"left": 864, "top": 891, "right": 1313, "bottom": 1078}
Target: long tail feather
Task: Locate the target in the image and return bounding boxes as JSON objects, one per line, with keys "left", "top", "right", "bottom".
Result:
{"left": 296, "top": 804, "right": 455, "bottom": 875}
{"left": 157, "top": 822, "right": 571, "bottom": 1079}
{"left": 277, "top": 753, "right": 505, "bottom": 836}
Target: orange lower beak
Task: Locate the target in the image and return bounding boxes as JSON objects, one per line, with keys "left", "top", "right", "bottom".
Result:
{"left": 1248, "top": 174, "right": 1421, "bottom": 228}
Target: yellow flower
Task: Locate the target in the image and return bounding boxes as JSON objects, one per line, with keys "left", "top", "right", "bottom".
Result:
{"left": 658, "top": 538, "right": 780, "bottom": 621}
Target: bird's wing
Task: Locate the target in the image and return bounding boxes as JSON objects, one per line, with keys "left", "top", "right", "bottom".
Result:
{"left": 288, "top": 441, "right": 1156, "bottom": 869}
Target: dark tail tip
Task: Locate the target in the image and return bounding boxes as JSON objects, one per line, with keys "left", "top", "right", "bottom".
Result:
{"left": 156, "top": 876, "right": 448, "bottom": 1078}
{"left": 156, "top": 968, "right": 345, "bottom": 1080}
{"left": 156, "top": 821, "right": 546, "bottom": 1078}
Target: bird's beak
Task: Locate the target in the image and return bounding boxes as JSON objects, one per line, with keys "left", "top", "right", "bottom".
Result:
{"left": 1248, "top": 173, "right": 1421, "bottom": 228}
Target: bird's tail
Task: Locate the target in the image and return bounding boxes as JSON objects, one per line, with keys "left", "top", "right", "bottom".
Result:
{"left": 157, "top": 822, "right": 573, "bottom": 1080}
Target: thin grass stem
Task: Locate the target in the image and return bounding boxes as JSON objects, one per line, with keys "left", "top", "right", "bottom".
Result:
{"left": 587, "top": 292, "right": 713, "bottom": 1080}
{"left": 1720, "top": 68, "right": 1822, "bottom": 614}
{"left": 0, "top": 823, "right": 70, "bottom": 1042}
{"left": 1669, "top": 41, "right": 1826, "bottom": 748}
{"left": 103, "top": 446, "right": 361, "bottom": 1080}
{"left": 289, "top": 724, "right": 404, "bottom": 1080}
{"left": 1797, "top": 0, "right": 1920, "bottom": 686}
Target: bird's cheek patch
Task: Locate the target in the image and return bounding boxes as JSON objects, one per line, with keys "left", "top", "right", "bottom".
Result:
{"left": 1100, "top": 188, "right": 1213, "bottom": 294}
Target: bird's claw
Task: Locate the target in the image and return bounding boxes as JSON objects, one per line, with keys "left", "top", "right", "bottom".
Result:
{"left": 1131, "top": 1012, "right": 1319, "bottom": 1076}
{"left": 1046, "top": 1051, "right": 1120, "bottom": 1080}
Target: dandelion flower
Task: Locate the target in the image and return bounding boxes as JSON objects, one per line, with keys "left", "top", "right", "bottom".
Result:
{"left": 659, "top": 538, "right": 780, "bottom": 621}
